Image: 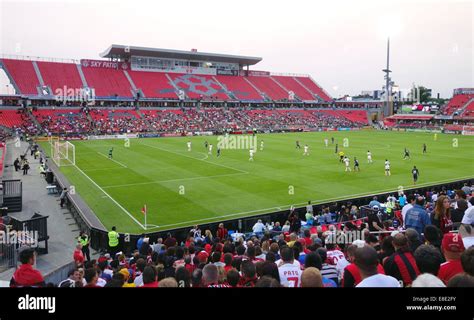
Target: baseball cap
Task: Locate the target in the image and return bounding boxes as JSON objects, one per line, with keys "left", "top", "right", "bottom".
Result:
{"left": 442, "top": 233, "right": 465, "bottom": 253}
{"left": 197, "top": 251, "right": 209, "bottom": 263}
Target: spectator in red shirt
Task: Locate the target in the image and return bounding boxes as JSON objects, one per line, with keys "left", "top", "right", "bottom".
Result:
{"left": 238, "top": 260, "right": 258, "bottom": 287}
{"left": 73, "top": 244, "right": 85, "bottom": 267}
{"left": 223, "top": 253, "right": 233, "bottom": 273}
{"left": 10, "top": 248, "right": 45, "bottom": 287}
{"left": 216, "top": 223, "right": 228, "bottom": 240}
{"left": 431, "top": 196, "right": 453, "bottom": 234}
{"left": 383, "top": 233, "right": 420, "bottom": 287}
{"left": 438, "top": 233, "right": 465, "bottom": 284}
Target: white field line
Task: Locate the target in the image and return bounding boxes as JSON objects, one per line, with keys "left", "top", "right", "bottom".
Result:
{"left": 143, "top": 175, "right": 474, "bottom": 230}
{"left": 83, "top": 167, "right": 129, "bottom": 172}
{"left": 97, "top": 152, "right": 128, "bottom": 168}
{"left": 72, "top": 163, "right": 146, "bottom": 230}
{"left": 139, "top": 142, "right": 248, "bottom": 174}
{"left": 102, "top": 172, "right": 248, "bottom": 189}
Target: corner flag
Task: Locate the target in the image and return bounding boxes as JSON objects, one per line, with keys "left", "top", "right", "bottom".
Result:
{"left": 141, "top": 204, "right": 147, "bottom": 216}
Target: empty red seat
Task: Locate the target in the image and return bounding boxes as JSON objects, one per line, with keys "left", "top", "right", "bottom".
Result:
{"left": 1, "top": 59, "right": 40, "bottom": 94}
{"left": 272, "top": 76, "right": 314, "bottom": 100}
{"left": 294, "top": 77, "right": 331, "bottom": 101}
{"left": 37, "top": 62, "right": 83, "bottom": 95}
{"left": 82, "top": 68, "right": 132, "bottom": 98}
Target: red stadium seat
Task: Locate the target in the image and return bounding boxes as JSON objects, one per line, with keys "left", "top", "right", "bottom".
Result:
{"left": 37, "top": 62, "right": 83, "bottom": 95}
{"left": 1, "top": 59, "right": 40, "bottom": 94}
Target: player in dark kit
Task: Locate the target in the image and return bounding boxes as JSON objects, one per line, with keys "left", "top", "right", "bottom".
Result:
{"left": 296, "top": 140, "right": 301, "bottom": 149}
{"left": 108, "top": 147, "right": 114, "bottom": 159}
{"left": 354, "top": 157, "right": 360, "bottom": 171}
{"left": 335, "top": 143, "right": 338, "bottom": 154}
{"left": 204, "top": 141, "right": 208, "bottom": 149}
{"left": 331, "top": 137, "right": 334, "bottom": 144}
{"left": 217, "top": 147, "right": 221, "bottom": 157}
{"left": 412, "top": 166, "right": 419, "bottom": 184}
{"left": 422, "top": 143, "right": 427, "bottom": 154}
{"left": 403, "top": 148, "right": 411, "bottom": 160}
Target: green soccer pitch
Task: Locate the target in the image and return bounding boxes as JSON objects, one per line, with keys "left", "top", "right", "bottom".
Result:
{"left": 40, "top": 130, "right": 474, "bottom": 234}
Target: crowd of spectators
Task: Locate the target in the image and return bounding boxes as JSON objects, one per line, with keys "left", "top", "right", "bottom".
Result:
{"left": 10, "top": 183, "right": 474, "bottom": 288}
{"left": 1, "top": 107, "right": 368, "bottom": 138}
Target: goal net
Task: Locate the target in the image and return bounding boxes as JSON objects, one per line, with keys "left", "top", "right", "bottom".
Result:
{"left": 51, "top": 141, "right": 76, "bottom": 167}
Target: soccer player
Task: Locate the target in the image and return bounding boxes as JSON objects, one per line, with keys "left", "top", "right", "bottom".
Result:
{"left": 384, "top": 159, "right": 391, "bottom": 176}
{"left": 331, "top": 137, "right": 334, "bottom": 144}
{"left": 249, "top": 148, "right": 254, "bottom": 161}
{"left": 338, "top": 151, "right": 345, "bottom": 162}
{"left": 422, "top": 143, "right": 427, "bottom": 154}
{"left": 344, "top": 156, "right": 351, "bottom": 172}
{"left": 335, "top": 143, "right": 338, "bottom": 154}
{"left": 204, "top": 140, "right": 208, "bottom": 149}
{"left": 208, "top": 144, "right": 213, "bottom": 155}
{"left": 187, "top": 141, "right": 192, "bottom": 152}
{"left": 434, "top": 133, "right": 438, "bottom": 141}
{"left": 367, "top": 150, "right": 373, "bottom": 163}
{"left": 296, "top": 140, "right": 301, "bottom": 149}
{"left": 403, "top": 148, "right": 411, "bottom": 160}
{"left": 412, "top": 166, "right": 420, "bottom": 185}
{"left": 303, "top": 144, "right": 309, "bottom": 156}
{"left": 354, "top": 157, "right": 360, "bottom": 171}
{"left": 324, "top": 138, "right": 329, "bottom": 147}
{"left": 217, "top": 147, "right": 221, "bottom": 157}
{"left": 108, "top": 147, "right": 114, "bottom": 159}
{"left": 260, "top": 140, "right": 264, "bottom": 151}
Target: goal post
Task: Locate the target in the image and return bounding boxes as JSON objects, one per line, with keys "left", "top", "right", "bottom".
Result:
{"left": 52, "top": 141, "right": 76, "bottom": 167}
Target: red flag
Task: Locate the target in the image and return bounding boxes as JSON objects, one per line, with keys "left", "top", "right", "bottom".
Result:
{"left": 141, "top": 204, "right": 147, "bottom": 216}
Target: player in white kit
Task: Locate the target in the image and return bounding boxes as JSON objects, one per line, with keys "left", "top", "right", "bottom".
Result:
{"left": 367, "top": 150, "right": 372, "bottom": 163}
{"left": 344, "top": 156, "right": 352, "bottom": 172}
{"left": 303, "top": 145, "right": 309, "bottom": 156}
{"left": 260, "top": 140, "right": 264, "bottom": 151}
{"left": 187, "top": 141, "right": 192, "bottom": 152}
{"left": 249, "top": 148, "right": 255, "bottom": 161}
{"left": 384, "top": 159, "right": 391, "bottom": 176}
{"left": 208, "top": 144, "right": 213, "bottom": 155}
{"left": 324, "top": 138, "right": 329, "bottom": 147}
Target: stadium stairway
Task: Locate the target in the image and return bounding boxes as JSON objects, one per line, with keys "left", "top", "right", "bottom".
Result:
{"left": 243, "top": 77, "right": 268, "bottom": 101}
{"left": 31, "top": 61, "right": 45, "bottom": 87}
{"left": 165, "top": 73, "right": 186, "bottom": 99}
{"left": 76, "top": 64, "right": 89, "bottom": 88}
{"left": 459, "top": 97, "right": 474, "bottom": 117}
{"left": 135, "top": 109, "right": 154, "bottom": 130}
{"left": 212, "top": 76, "right": 237, "bottom": 100}
{"left": 0, "top": 140, "right": 87, "bottom": 281}
{"left": 27, "top": 109, "right": 44, "bottom": 134}
{"left": 270, "top": 77, "right": 291, "bottom": 99}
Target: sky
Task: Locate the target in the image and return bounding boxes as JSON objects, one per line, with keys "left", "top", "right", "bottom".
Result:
{"left": 0, "top": 0, "right": 472, "bottom": 98}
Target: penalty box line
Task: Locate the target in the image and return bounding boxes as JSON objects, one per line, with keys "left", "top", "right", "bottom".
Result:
{"left": 142, "top": 174, "right": 474, "bottom": 231}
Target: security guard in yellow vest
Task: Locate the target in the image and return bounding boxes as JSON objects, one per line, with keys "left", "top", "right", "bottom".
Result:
{"left": 108, "top": 226, "right": 119, "bottom": 256}
{"left": 78, "top": 231, "right": 90, "bottom": 261}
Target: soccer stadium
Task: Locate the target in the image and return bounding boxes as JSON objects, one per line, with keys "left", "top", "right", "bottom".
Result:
{"left": 0, "top": 0, "right": 473, "bottom": 306}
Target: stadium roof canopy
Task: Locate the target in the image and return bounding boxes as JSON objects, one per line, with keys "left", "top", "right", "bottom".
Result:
{"left": 100, "top": 44, "right": 262, "bottom": 66}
